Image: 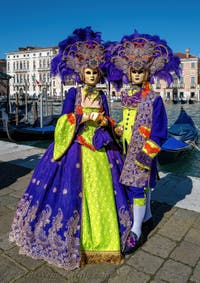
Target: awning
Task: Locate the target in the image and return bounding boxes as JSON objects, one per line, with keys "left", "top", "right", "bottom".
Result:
{"left": 0, "top": 72, "right": 12, "bottom": 80}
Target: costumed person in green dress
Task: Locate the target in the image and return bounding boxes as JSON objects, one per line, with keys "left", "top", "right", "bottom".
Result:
{"left": 107, "top": 30, "right": 180, "bottom": 254}
{"left": 9, "top": 27, "right": 132, "bottom": 270}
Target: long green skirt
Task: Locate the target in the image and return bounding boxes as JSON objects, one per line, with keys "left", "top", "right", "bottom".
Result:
{"left": 81, "top": 145, "right": 122, "bottom": 264}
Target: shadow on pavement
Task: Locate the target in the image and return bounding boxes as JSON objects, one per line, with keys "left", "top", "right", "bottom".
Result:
{"left": 153, "top": 173, "right": 193, "bottom": 206}
{"left": 0, "top": 152, "right": 43, "bottom": 190}
{"left": 0, "top": 162, "right": 31, "bottom": 189}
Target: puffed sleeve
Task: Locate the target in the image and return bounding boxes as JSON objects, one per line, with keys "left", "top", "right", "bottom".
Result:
{"left": 150, "top": 96, "right": 168, "bottom": 146}
{"left": 61, "top": 87, "right": 77, "bottom": 114}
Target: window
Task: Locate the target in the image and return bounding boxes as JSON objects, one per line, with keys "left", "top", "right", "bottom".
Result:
{"left": 191, "top": 62, "right": 195, "bottom": 68}
{"left": 191, "top": 77, "right": 195, "bottom": 87}
{"left": 180, "top": 92, "right": 184, "bottom": 98}
{"left": 156, "top": 81, "right": 161, "bottom": 89}
{"left": 179, "top": 77, "right": 184, "bottom": 88}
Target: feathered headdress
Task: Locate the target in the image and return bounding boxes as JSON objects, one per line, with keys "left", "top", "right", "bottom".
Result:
{"left": 51, "top": 27, "right": 106, "bottom": 83}
{"left": 107, "top": 30, "right": 181, "bottom": 88}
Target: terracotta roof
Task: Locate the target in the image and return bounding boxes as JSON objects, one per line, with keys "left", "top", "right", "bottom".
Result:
{"left": 174, "top": 52, "right": 196, "bottom": 59}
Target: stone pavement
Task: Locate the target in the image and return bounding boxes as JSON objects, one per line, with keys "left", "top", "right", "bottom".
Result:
{"left": 0, "top": 142, "right": 200, "bottom": 282}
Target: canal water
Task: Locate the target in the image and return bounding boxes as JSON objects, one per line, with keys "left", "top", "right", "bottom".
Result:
{"left": 13, "top": 101, "right": 200, "bottom": 178}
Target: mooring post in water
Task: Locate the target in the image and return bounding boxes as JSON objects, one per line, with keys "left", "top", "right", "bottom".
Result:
{"left": 15, "top": 92, "right": 19, "bottom": 126}
{"left": 39, "top": 94, "right": 43, "bottom": 128}
{"left": 33, "top": 101, "right": 38, "bottom": 123}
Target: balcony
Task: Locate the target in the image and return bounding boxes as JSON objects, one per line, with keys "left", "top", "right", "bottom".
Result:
{"left": 37, "top": 66, "right": 50, "bottom": 71}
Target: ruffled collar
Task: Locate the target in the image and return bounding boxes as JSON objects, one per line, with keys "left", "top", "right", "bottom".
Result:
{"left": 82, "top": 84, "right": 99, "bottom": 100}
{"left": 121, "top": 82, "right": 151, "bottom": 107}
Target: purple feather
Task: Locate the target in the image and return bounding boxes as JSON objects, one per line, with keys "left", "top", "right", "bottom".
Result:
{"left": 50, "top": 26, "right": 104, "bottom": 83}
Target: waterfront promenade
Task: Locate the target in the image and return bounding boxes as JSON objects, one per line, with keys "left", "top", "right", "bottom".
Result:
{"left": 0, "top": 140, "right": 200, "bottom": 283}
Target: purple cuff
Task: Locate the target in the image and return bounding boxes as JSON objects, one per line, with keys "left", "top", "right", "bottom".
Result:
{"left": 136, "top": 150, "right": 152, "bottom": 170}
{"left": 92, "top": 128, "right": 113, "bottom": 150}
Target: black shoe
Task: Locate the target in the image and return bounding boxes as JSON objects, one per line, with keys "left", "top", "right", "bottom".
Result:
{"left": 142, "top": 217, "right": 154, "bottom": 233}
{"left": 123, "top": 231, "right": 143, "bottom": 255}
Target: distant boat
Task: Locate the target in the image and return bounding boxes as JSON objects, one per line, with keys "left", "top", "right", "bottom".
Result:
{"left": 172, "top": 99, "right": 179, "bottom": 104}
{"left": 158, "top": 107, "right": 198, "bottom": 164}
{"left": 13, "top": 115, "right": 59, "bottom": 140}
{"left": 180, "top": 99, "right": 187, "bottom": 104}
{"left": 188, "top": 99, "right": 196, "bottom": 104}
{"left": 110, "top": 96, "right": 121, "bottom": 103}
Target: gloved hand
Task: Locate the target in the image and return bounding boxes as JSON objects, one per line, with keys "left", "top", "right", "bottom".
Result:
{"left": 114, "top": 125, "right": 124, "bottom": 136}
{"left": 98, "top": 116, "right": 108, "bottom": 127}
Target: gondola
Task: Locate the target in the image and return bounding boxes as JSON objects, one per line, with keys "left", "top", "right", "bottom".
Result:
{"left": 0, "top": 110, "right": 59, "bottom": 141}
{"left": 158, "top": 107, "right": 198, "bottom": 164}
{"left": 13, "top": 115, "right": 59, "bottom": 140}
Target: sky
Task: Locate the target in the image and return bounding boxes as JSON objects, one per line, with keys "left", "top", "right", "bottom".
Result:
{"left": 1, "top": 0, "right": 200, "bottom": 59}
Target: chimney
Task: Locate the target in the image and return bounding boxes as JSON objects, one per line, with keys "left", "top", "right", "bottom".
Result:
{"left": 185, "top": 48, "right": 190, "bottom": 58}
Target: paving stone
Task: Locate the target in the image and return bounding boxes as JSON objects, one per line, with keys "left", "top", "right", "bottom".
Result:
{"left": 0, "top": 211, "right": 15, "bottom": 236}
{"left": 192, "top": 214, "right": 200, "bottom": 231}
{"left": 155, "top": 259, "right": 192, "bottom": 283}
{"left": 0, "top": 162, "right": 31, "bottom": 190}
{"left": 175, "top": 208, "right": 199, "bottom": 222}
{"left": 0, "top": 194, "right": 19, "bottom": 208}
{"left": 10, "top": 189, "right": 25, "bottom": 199}
{"left": 190, "top": 260, "right": 200, "bottom": 283}
{"left": 0, "top": 233, "right": 16, "bottom": 251}
{"left": 126, "top": 250, "right": 164, "bottom": 274}
{"left": 142, "top": 234, "right": 176, "bottom": 258}
{"left": 6, "top": 200, "right": 19, "bottom": 211}
{"left": 170, "top": 241, "right": 200, "bottom": 267}
{"left": 55, "top": 262, "right": 118, "bottom": 283}
{"left": 0, "top": 254, "right": 27, "bottom": 283}
{"left": 5, "top": 246, "right": 44, "bottom": 270}
{"left": 14, "top": 265, "right": 67, "bottom": 283}
{"left": 10, "top": 178, "right": 29, "bottom": 192}
{"left": 0, "top": 205, "right": 12, "bottom": 216}
{"left": 185, "top": 228, "right": 200, "bottom": 247}
{"left": 108, "top": 264, "right": 150, "bottom": 283}
{"left": 150, "top": 280, "right": 167, "bottom": 283}
{"left": 158, "top": 209, "right": 198, "bottom": 242}
{"left": 0, "top": 187, "right": 15, "bottom": 197}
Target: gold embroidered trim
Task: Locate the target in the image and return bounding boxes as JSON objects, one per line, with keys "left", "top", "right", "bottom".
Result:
{"left": 80, "top": 250, "right": 123, "bottom": 266}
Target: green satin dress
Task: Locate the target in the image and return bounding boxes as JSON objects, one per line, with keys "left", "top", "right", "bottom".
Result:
{"left": 80, "top": 107, "right": 121, "bottom": 263}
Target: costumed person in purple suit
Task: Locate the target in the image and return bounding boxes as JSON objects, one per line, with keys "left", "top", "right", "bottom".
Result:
{"left": 108, "top": 31, "right": 180, "bottom": 254}
{"left": 9, "top": 27, "right": 132, "bottom": 270}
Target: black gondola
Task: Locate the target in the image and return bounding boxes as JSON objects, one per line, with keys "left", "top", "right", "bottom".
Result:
{"left": 158, "top": 107, "right": 198, "bottom": 164}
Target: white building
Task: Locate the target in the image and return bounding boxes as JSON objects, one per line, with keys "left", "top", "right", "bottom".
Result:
{"left": 6, "top": 46, "right": 64, "bottom": 98}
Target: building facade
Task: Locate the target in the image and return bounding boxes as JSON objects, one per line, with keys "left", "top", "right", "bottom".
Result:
{"left": 154, "top": 48, "right": 200, "bottom": 102}
{"left": 5, "top": 47, "right": 200, "bottom": 102}
{"left": 0, "top": 59, "right": 8, "bottom": 97}
{"left": 6, "top": 46, "right": 63, "bottom": 98}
